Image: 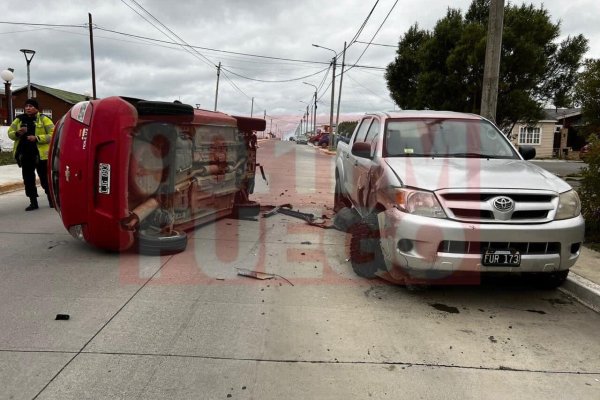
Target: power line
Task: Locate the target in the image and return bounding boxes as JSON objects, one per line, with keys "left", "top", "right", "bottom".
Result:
{"left": 120, "top": 0, "right": 216, "bottom": 69}
{"left": 346, "top": 0, "right": 380, "bottom": 50}
{"left": 0, "top": 20, "right": 387, "bottom": 71}
{"left": 0, "top": 21, "right": 86, "bottom": 28}
{"left": 354, "top": 40, "right": 396, "bottom": 48}
{"left": 95, "top": 26, "right": 330, "bottom": 67}
{"left": 221, "top": 65, "right": 330, "bottom": 83}
{"left": 344, "top": 0, "right": 399, "bottom": 74}
{"left": 346, "top": 72, "right": 394, "bottom": 104}
{"left": 220, "top": 70, "right": 252, "bottom": 101}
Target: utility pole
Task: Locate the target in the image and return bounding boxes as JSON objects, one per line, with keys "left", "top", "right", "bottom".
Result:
{"left": 307, "top": 104, "right": 312, "bottom": 135}
{"left": 480, "top": 0, "right": 504, "bottom": 123}
{"left": 214, "top": 62, "right": 221, "bottom": 111}
{"left": 88, "top": 13, "right": 97, "bottom": 99}
{"left": 313, "top": 91, "right": 317, "bottom": 136}
{"left": 251, "top": 97, "right": 254, "bottom": 117}
{"left": 329, "top": 56, "right": 336, "bottom": 150}
{"left": 335, "top": 41, "right": 346, "bottom": 134}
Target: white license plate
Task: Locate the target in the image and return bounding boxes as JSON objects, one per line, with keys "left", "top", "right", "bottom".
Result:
{"left": 482, "top": 249, "right": 521, "bottom": 267}
{"left": 98, "top": 163, "right": 111, "bottom": 194}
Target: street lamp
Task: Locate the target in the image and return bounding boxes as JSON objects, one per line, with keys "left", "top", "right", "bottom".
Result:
{"left": 312, "top": 44, "right": 337, "bottom": 150}
{"left": 1, "top": 68, "right": 15, "bottom": 125}
{"left": 20, "top": 49, "right": 36, "bottom": 98}
{"left": 303, "top": 82, "right": 318, "bottom": 137}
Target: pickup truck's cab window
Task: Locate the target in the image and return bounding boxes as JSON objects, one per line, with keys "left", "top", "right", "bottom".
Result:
{"left": 364, "top": 119, "right": 380, "bottom": 157}
{"left": 353, "top": 118, "right": 372, "bottom": 143}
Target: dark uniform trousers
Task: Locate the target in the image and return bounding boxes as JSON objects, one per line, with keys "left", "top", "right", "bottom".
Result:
{"left": 21, "top": 155, "right": 49, "bottom": 198}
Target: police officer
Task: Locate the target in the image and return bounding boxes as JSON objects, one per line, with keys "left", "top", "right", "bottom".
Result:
{"left": 8, "top": 99, "right": 54, "bottom": 211}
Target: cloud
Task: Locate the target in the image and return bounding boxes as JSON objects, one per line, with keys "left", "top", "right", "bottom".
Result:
{"left": 1, "top": 0, "right": 597, "bottom": 135}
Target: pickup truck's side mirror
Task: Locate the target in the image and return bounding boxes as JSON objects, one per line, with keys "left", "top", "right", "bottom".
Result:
{"left": 519, "top": 146, "right": 536, "bottom": 160}
{"left": 352, "top": 141, "right": 372, "bottom": 159}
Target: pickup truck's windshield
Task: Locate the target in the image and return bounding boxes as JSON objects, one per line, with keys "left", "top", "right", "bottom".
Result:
{"left": 384, "top": 118, "right": 518, "bottom": 159}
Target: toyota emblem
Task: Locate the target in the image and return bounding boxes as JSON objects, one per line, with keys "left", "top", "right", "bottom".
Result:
{"left": 493, "top": 196, "right": 514, "bottom": 212}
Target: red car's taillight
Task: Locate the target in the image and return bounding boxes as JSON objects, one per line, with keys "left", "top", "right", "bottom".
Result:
{"left": 70, "top": 101, "right": 93, "bottom": 126}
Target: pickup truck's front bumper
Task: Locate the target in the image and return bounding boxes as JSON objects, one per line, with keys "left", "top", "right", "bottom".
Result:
{"left": 378, "top": 208, "right": 585, "bottom": 279}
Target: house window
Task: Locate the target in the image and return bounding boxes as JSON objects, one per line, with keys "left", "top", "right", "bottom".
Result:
{"left": 42, "top": 109, "right": 52, "bottom": 119}
{"left": 518, "top": 126, "right": 541, "bottom": 145}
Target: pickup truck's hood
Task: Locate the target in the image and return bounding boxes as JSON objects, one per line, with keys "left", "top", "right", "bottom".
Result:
{"left": 384, "top": 158, "right": 572, "bottom": 193}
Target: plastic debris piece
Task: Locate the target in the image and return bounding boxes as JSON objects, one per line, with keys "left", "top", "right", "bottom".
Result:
{"left": 237, "top": 268, "right": 274, "bottom": 280}
{"left": 236, "top": 268, "right": 294, "bottom": 286}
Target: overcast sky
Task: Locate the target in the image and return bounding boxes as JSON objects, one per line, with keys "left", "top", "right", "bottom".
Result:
{"left": 1, "top": 0, "right": 598, "bottom": 136}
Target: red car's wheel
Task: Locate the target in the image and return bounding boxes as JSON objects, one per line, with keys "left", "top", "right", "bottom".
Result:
{"left": 137, "top": 229, "right": 188, "bottom": 256}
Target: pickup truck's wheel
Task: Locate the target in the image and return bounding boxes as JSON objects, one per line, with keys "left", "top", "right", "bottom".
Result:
{"left": 137, "top": 229, "right": 188, "bottom": 255}
{"left": 529, "top": 270, "right": 569, "bottom": 289}
{"left": 334, "top": 174, "right": 349, "bottom": 212}
{"left": 349, "top": 214, "right": 383, "bottom": 278}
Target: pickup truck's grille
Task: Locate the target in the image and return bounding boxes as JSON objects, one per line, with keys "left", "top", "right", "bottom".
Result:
{"left": 437, "top": 189, "right": 557, "bottom": 223}
{"left": 438, "top": 241, "right": 561, "bottom": 255}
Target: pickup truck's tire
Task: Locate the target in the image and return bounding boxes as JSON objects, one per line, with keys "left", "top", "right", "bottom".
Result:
{"left": 528, "top": 270, "right": 569, "bottom": 289}
{"left": 334, "top": 174, "right": 349, "bottom": 212}
{"left": 137, "top": 229, "right": 188, "bottom": 255}
{"left": 349, "top": 214, "right": 383, "bottom": 278}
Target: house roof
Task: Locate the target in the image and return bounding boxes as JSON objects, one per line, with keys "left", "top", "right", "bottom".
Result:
{"left": 543, "top": 108, "right": 581, "bottom": 121}
{"left": 12, "top": 83, "right": 88, "bottom": 104}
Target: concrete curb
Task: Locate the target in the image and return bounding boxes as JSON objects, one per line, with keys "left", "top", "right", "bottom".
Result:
{"left": 0, "top": 181, "right": 24, "bottom": 195}
{"left": 560, "top": 272, "right": 600, "bottom": 313}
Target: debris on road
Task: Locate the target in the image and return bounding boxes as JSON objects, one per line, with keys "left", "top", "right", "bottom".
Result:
{"left": 55, "top": 314, "right": 70, "bottom": 320}
{"left": 236, "top": 268, "right": 294, "bottom": 286}
{"left": 237, "top": 268, "right": 274, "bottom": 280}
{"left": 263, "top": 204, "right": 336, "bottom": 229}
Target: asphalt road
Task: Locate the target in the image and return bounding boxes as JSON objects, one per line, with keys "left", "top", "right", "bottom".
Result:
{"left": 0, "top": 140, "right": 599, "bottom": 399}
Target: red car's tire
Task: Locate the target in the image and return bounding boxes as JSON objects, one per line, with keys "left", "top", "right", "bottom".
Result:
{"left": 232, "top": 201, "right": 260, "bottom": 219}
{"left": 137, "top": 229, "right": 188, "bottom": 256}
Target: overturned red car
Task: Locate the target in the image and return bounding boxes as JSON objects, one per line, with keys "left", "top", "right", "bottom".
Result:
{"left": 48, "top": 96, "right": 265, "bottom": 254}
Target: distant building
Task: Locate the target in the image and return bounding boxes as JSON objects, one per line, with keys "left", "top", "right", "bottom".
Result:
{"left": 508, "top": 108, "right": 584, "bottom": 158}
{"left": 2, "top": 83, "right": 89, "bottom": 125}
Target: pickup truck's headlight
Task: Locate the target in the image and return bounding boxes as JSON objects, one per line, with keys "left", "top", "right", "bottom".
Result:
{"left": 392, "top": 188, "right": 447, "bottom": 218}
{"left": 555, "top": 190, "right": 581, "bottom": 220}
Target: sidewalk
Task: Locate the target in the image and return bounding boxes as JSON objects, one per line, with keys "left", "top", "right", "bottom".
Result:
{"left": 0, "top": 163, "right": 27, "bottom": 195}
{"left": 1, "top": 161, "right": 598, "bottom": 310}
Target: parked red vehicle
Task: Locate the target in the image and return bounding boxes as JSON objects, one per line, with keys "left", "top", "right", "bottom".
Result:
{"left": 48, "top": 96, "right": 265, "bottom": 254}
{"left": 579, "top": 143, "right": 591, "bottom": 162}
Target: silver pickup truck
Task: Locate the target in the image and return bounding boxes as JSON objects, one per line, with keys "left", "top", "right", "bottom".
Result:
{"left": 334, "top": 111, "right": 585, "bottom": 287}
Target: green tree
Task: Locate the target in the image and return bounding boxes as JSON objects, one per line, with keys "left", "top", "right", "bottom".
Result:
{"left": 337, "top": 121, "right": 358, "bottom": 137}
{"left": 575, "top": 58, "right": 600, "bottom": 134}
{"left": 385, "top": 0, "right": 588, "bottom": 131}
{"left": 578, "top": 136, "right": 600, "bottom": 243}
